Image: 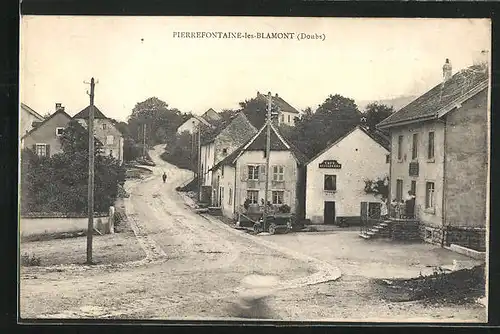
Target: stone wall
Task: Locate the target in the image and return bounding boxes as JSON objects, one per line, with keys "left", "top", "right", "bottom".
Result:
{"left": 389, "top": 220, "right": 421, "bottom": 241}
{"left": 419, "top": 223, "right": 444, "bottom": 246}
{"left": 445, "top": 226, "right": 486, "bottom": 252}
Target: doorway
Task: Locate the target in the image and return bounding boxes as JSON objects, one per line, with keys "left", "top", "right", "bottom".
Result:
{"left": 324, "top": 201, "right": 336, "bottom": 225}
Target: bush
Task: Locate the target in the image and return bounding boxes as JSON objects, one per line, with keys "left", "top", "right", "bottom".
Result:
{"left": 21, "top": 253, "right": 41, "bottom": 267}
{"left": 160, "top": 133, "right": 195, "bottom": 171}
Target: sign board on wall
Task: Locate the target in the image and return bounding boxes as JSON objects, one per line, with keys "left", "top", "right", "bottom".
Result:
{"left": 319, "top": 160, "right": 342, "bottom": 169}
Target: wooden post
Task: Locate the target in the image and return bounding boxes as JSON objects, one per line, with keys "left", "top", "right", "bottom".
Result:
{"left": 86, "top": 77, "right": 95, "bottom": 264}
{"left": 262, "top": 92, "right": 272, "bottom": 232}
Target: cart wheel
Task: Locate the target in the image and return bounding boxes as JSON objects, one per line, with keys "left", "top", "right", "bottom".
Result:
{"left": 253, "top": 223, "right": 262, "bottom": 233}
{"left": 268, "top": 223, "right": 276, "bottom": 235}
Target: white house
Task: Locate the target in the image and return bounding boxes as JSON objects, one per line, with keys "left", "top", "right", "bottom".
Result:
{"left": 210, "top": 122, "right": 307, "bottom": 220}
{"left": 305, "top": 126, "right": 390, "bottom": 225}
{"left": 177, "top": 115, "right": 213, "bottom": 135}
{"left": 20, "top": 103, "right": 45, "bottom": 147}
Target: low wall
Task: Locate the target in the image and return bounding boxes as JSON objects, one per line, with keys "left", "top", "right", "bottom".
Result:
{"left": 20, "top": 217, "right": 109, "bottom": 238}
{"left": 445, "top": 227, "right": 486, "bottom": 252}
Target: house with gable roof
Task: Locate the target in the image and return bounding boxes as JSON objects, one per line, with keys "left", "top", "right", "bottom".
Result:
{"left": 305, "top": 125, "right": 390, "bottom": 225}
{"left": 21, "top": 104, "right": 72, "bottom": 157}
{"left": 73, "top": 105, "right": 124, "bottom": 164}
{"left": 209, "top": 122, "right": 307, "bottom": 220}
{"left": 377, "top": 59, "right": 489, "bottom": 251}
{"left": 256, "top": 91, "right": 300, "bottom": 126}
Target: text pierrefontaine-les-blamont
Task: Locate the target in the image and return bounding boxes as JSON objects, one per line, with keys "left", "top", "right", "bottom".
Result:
{"left": 172, "top": 31, "right": 326, "bottom": 41}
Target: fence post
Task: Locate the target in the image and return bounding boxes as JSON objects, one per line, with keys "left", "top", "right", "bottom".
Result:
{"left": 109, "top": 206, "right": 115, "bottom": 234}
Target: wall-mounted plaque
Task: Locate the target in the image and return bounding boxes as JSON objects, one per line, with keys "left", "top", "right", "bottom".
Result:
{"left": 319, "top": 160, "right": 342, "bottom": 169}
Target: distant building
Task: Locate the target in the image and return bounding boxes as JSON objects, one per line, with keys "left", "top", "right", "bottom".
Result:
{"left": 177, "top": 115, "right": 213, "bottom": 135}
{"left": 378, "top": 60, "right": 489, "bottom": 250}
{"left": 20, "top": 103, "right": 45, "bottom": 138}
{"left": 201, "top": 108, "right": 222, "bottom": 123}
{"left": 256, "top": 92, "right": 299, "bottom": 126}
{"left": 73, "top": 105, "right": 124, "bottom": 164}
{"left": 305, "top": 126, "right": 390, "bottom": 225}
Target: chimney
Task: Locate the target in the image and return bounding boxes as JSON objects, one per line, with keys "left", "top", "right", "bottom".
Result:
{"left": 275, "top": 93, "right": 279, "bottom": 97}
{"left": 443, "top": 58, "right": 452, "bottom": 83}
{"left": 55, "top": 103, "right": 62, "bottom": 111}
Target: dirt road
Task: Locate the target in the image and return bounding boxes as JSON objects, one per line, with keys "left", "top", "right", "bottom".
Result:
{"left": 19, "top": 147, "right": 486, "bottom": 322}
{"left": 20, "top": 147, "right": 338, "bottom": 320}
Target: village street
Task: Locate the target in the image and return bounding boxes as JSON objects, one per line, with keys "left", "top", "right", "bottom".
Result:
{"left": 19, "top": 147, "right": 486, "bottom": 322}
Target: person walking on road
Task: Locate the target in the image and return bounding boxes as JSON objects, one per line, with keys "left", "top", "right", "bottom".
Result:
{"left": 162, "top": 172, "right": 167, "bottom": 183}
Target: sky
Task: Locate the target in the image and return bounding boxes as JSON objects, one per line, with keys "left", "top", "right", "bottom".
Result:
{"left": 20, "top": 16, "right": 491, "bottom": 122}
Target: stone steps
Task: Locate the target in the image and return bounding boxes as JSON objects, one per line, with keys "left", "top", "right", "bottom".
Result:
{"left": 359, "top": 221, "right": 390, "bottom": 240}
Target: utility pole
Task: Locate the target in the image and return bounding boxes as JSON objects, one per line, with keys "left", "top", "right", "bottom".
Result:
{"left": 85, "top": 77, "right": 96, "bottom": 265}
{"left": 197, "top": 125, "right": 202, "bottom": 201}
{"left": 142, "top": 123, "right": 147, "bottom": 158}
{"left": 262, "top": 92, "right": 272, "bottom": 231}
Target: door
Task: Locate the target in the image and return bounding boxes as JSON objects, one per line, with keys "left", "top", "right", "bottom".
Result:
{"left": 324, "top": 201, "right": 336, "bottom": 225}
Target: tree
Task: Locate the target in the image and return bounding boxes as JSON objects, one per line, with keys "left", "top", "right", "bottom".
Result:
{"left": 364, "top": 102, "right": 394, "bottom": 134}
{"left": 284, "top": 94, "right": 362, "bottom": 159}
{"left": 127, "top": 97, "right": 184, "bottom": 146}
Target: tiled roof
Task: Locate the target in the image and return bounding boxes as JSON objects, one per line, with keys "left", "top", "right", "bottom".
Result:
{"left": 73, "top": 105, "right": 108, "bottom": 119}
{"left": 378, "top": 64, "right": 489, "bottom": 128}
{"left": 257, "top": 92, "right": 300, "bottom": 114}
{"left": 210, "top": 122, "right": 307, "bottom": 171}
{"left": 21, "top": 109, "right": 72, "bottom": 139}
{"left": 359, "top": 126, "right": 391, "bottom": 151}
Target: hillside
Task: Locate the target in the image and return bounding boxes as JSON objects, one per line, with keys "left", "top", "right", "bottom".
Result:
{"left": 357, "top": 95, "right": 417, "bottom": 113}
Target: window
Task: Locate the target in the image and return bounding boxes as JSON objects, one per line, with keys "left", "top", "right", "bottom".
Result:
{"left": 396, "top": 179, "right": 403, "bottom": 202}
{"left": 287, "top": 115, "right": 291, "bottom": 123}
{"left": 102, "top": 123, "right": 107, "bottom": 130}
{"left": 222, "top": 148, "right": 228, "bottom": 155}
{"left": 411, "top": 180, "right": 416, "bottom": 197}
{"left": 109, "top": 150, "right": 113, "bottom": 157}
{"left": 272, "top": 191, "right": 284, "bottom": 205}
{"left": 55, "top": 127, "right": 64, "bottom": 136}
{"left": 248, "top": 165, "right": 259, "bottom": 180}
{"left": 386, "top": 154, "right": 390, "bottom": 163}
{"left": 273, "top": 165, "right": 284, "bottom": 181}
{"left": 228, "top": 188, "right": 232, "bottom": 205}
{"left": 428, "top": 132, "right": 435, "bottom": 159}
{"left": 106, "top": 135, "right": 114, "bottom": 145}
{"left": 281, "top": 115, "right": 284, "bottom": 123}
{"left": 324, "top": 175, "right": 337, "bottom": 191}
{"left": 425, "top": 182, "right": 435, "bottom": 208}
{"left": 221, "top": 165, "right": 224, "bottom": 177}
{"left": 412, "top": 133, "right": 419, "bottom": 160}
{"left": 397, "top": 135, "right": 403, "bottom": 160}
{"left": 35, "top": 144, "right": 47, "bottom": 157}
{"left": 247, "top": 190, "right": 259, "bottom": 204}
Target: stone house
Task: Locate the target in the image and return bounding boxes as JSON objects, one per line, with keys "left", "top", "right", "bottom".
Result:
{"left": 20, "top": 103, "right": 45, "bottom": 138}
{"left": 21, "top": 105, "right": 73, "bottom": 157}
{"left": 305, "top": 125, "right": 390, "bottom": 225}
{"left": 256, "top": 92, "right": 300, "bottom": 126}
{"left": 73, "top": 105, "right": 125, "bottom": 164}
{"left": 199, "top": 112, "right": 258, "bottom": 192}
{"left": 201, "top": 108, "right": 222, "bottom": 123}
{"left": 377, "top": 60, "right": 489, "bottom": 251}
{"left": 209, "top": 122, "right": 307, "bottom": 220}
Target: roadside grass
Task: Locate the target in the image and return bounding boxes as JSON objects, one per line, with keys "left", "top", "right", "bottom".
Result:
{"left": 19, "top": 219, "right": 145, "bottom": 267}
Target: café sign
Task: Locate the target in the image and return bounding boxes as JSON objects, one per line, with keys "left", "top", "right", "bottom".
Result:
{"left": 319, "top": 159, "right": 342, "bottom": 169}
